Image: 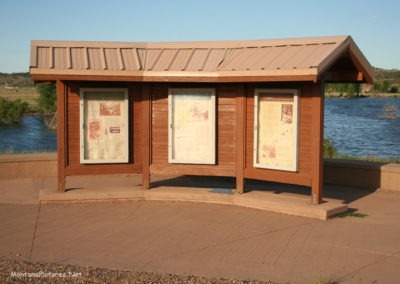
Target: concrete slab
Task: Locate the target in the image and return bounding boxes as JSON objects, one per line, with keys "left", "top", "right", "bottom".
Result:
{"left": 39, "top": 185, "right": 347, "bottom": 220}
{"left": 1, "top": 175, "right": 400, "bottom": 283}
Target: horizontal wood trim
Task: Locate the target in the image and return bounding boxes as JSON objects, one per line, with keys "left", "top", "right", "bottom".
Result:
{"left": 150, "top": 164, "right": 235, "bottom": 177}
{"left": 31, "top": 72, "right": 318, "bottom": 83}
{"left": 244, "top": 168, "right": 311, "bottom": 187}
{"left": 66, "top": 164, "right": 141, "bottom": 176}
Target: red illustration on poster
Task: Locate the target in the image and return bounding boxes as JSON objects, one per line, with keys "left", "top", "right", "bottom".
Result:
{"left": 100, "top": 103, "right": 121, "bottom": 116}
{"left": 89, "top": 119, "right": 101, "bottom": 140}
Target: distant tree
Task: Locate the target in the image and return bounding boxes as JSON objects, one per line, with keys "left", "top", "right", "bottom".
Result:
{"left": 389, "top": 86, "right": 399, "bottom": 93}
{"left": 37, "top": 83, "right": 56, "bottom": 113}
{"left": 382, "top": 80, "right": 391, "bottom": 92}
{"left": 0, "top": 98, "right": 28, "bottom": 124}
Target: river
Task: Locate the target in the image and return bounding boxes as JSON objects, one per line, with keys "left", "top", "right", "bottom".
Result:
{"left": 0, "top": 98, "right": 399, "bottom": 158}
{"left": 0, "top": 115, "right": 57, "bottom": 153}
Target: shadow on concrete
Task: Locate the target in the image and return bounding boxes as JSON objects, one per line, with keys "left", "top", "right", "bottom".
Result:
{"left": 149, "top": 175, "right": 376, "bottom": 205}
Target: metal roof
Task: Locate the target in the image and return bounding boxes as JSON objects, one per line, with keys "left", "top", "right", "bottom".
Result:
{"left": 30, "top": 36, "right": 373, "bottom": 83}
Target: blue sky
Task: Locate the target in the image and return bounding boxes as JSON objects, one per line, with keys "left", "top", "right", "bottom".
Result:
{"left": 1, "top": 0, "right": 399, "bottom": 72}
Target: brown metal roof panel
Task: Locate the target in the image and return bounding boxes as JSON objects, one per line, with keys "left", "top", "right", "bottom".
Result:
{"left": 283, "top": 44, "right": 322, "bottom": 69}
{"left": 142, "top": 49, "right": 162, "bottom": 70}
{"left": 53, "top": 47, "right": 67, "bottom": 69}
{"left": 104, "top": 48, "right": 120, "bottom": 70}
{"left": 151, "top": 49, "right": 178, "bottom": 71}
{"left": 242, "top": 45, "right": 287, "bottom": 70}
{"left": 202, "top": 48, "right": 226, "bottom": 71}
{"left": 299, "top": 43, "right": 342, "bottom": 68}
{"left": 168, "top": 49, "right": 193, "bottom": 71}
{"left": 37, "top": 47, "right": 50, "bottom": 69}
{"left": 70, "top": 47, "right": 86, "bottom": 69}
{"left": 217, "top": 48, "right": 244, "bottom": 70}
{"left": 87, "top": 48, "right": 103, "bottom": 70}
{"left": 30, "top": 45, "right": 38, "bottom": 68}
{"left": 184, "top": 48, "right": 209, "bottom": 71}
{"left": 120, "top": 48, "right": 136, "bottom": 71}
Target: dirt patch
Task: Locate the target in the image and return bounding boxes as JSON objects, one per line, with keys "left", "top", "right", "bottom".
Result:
{"left": 0, "top": 258, "right": 277, "bottom": 284}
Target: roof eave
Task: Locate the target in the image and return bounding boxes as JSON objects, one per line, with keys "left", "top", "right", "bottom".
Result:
{"left": 30, "top": 68, "right": 319, "bottom": 83}
{"left": 316, "top": 36, "right": 374, "bottom": 84}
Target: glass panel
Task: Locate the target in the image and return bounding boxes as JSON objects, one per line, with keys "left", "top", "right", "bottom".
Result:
{"left": 81, "top": 89, "right": 128, "bottom": 163}
{"left": 169, "top": 89, "right": 215, "bottom": 164}
{"left": 255, "top": 90, "right": 298, "bottom": 171}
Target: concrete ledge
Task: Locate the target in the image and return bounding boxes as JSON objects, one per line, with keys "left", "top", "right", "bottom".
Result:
{"left": 0, "top": 153, "right": 57, "bottom": 179}
{"left": 324, "top": 159, "right": 400, "bottom": 191}
{"left": 2, "top": 153, "right": 398, "bottom": 191}
{"left": 39, "top": 186, "right": 347, "bottom": 221}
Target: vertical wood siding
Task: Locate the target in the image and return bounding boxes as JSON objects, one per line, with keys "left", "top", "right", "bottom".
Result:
{"left": 64, "top": 82, "right": 142, "bottom": 176}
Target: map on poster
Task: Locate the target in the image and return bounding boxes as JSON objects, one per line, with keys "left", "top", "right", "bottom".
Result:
{"left": 170, "top": 91, "right": 215, "bottom": 164}
{"left": 256, "top": 93, "right": 297, "bottom": 171}
{"left": 81, "top": 90, "right": 128, "bottom": 163}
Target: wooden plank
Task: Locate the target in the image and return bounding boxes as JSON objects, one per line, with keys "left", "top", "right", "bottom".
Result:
{"left": 30, "top": 73, "right": 317, "bottom": 84}
{"left": 236, "top": 84, "right": 245, "bottom": 193}
{"left": 150, "top": 164, "right": 235, "bottom": 177}
{"left": 56, "top": 80, "right": 66, "bottom": 192}
{"left": 141, "top": 83, "right": 151, "bottom": 189}
{"left": 66, "top": 164, "right": 141, "bottom": 176}
{"left": 244, "top": 168, "right": 311, "bottom": 187}
{"left": 311, "top": 84, "right": 324, "bottom": 204}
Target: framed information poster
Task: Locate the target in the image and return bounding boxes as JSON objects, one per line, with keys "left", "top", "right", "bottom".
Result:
{"left": 80, "top": 88, "right": 129, "bottom": 164}
{"left": 254, "top": 89, "right": 299, "bottom": 171}
{"left": 168, "top": 89, "right": 216, "bottom": 164}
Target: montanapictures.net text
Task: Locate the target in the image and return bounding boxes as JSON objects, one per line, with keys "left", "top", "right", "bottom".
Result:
{"left": 11, "top": 271, "right": 82, "bottom": 278}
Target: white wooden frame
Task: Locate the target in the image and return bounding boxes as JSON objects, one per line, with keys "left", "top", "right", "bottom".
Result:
{"left": 254, "top": 89, "right": 299, "bottom": 172}
{"left": 80, "top": 88, "right": 129, "bottom": 164}
{"left": 168, "top": 88, "right": 216, "bottom": 164}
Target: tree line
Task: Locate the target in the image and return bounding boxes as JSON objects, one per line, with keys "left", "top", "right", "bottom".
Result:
{"left": 0, "top": 82, "right": 55, "bottom": 125}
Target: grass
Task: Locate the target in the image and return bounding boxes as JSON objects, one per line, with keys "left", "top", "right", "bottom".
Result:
{"left": 0, "top": 88, "right": 39, "bottom": 110}
{"left": 324, "top": 138, "right": 400, "bottom": 164}
{"left": 337, "top": 212, "right": 368, "bottom": 218}
{"left": 0, "top": 87, "right": 38, "bottom": 95}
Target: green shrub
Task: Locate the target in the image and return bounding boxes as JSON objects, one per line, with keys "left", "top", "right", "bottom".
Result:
{"left": 323, "top": 138, "right": 338, "bottom": 158}
{"left": 0, "top": 97, "right": 28, "bottom": 124}
{"left": 37, "top": 83, "right": 56, "bottom": 113}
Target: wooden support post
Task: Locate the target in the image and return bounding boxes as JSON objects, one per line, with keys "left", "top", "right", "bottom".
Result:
{"left": 141, "top": 84, "right": 151, "bottom": 189}
{"left": 56, "top": 80, "right": 66, "bottom": 192}
{"left": 235, "top": 84, "right": 246, "bottom": 193}
{"left": 311, "top": 85, "right": 324, "bottom": 204}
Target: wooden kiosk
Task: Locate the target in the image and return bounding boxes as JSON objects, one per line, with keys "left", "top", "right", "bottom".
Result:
{"left": 29, "top": 36, "right": 373, "bottom": 204}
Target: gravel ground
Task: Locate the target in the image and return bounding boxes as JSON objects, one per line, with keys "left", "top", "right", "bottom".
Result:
{"left": 0, "top": 258, "right": 279, "bottom": 284}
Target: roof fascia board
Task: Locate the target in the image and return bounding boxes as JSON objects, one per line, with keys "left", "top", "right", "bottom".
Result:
{"left": 30, "top": 68, "right": 318, "bottom": 83}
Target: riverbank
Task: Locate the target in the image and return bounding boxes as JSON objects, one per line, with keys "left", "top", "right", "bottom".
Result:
{"left": 325, "top": 92, "right": 399, "bottom": 98}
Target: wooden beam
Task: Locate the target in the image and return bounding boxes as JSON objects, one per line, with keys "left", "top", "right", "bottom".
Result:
{"left": 325, "top": 71, "right": 364, "bottom": 83}
{"left": 348, "top": 49, "right": 374, "bottom": 84}
{"left": 141, "top": 83, "right": 151, "bottom": 189}
{"left": 311, "top": 84, "right": 324, "bottom": 204}
{"left": 30, "top": 73, "right": 318, "bottom": 84}
{"left": 56, "top": 80, "right": 67, "bottom": 192}
{"left": 235, "top": 84, "right": 246, "bottom": 193}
